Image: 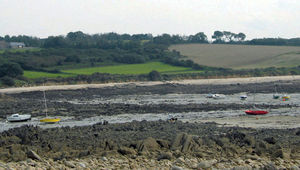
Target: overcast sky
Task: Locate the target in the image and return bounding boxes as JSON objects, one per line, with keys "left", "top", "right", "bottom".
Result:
{"left": 0, "top": 0, "right": 299, "bottom": 39}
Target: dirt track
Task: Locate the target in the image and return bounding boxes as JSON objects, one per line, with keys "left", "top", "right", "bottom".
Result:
{"left": 1, "top": 75, "right": 300, "bottom": 94}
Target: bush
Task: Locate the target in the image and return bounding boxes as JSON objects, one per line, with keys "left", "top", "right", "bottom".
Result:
{"left": 148, "top": 70, "right": 161, "bottom": 81}
{"left": 1, "top": 76, "right": 15, "bottom": 86}
{"left": 0, "top": 63, "right": 23, "bottom": 78}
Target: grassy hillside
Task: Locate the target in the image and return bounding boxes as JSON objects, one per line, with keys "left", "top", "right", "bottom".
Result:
{"left": 169, "top": 44, "right": 300, "bottom": 69}
{"left": 23, "top": 62, "right": 200, "bottom": 79}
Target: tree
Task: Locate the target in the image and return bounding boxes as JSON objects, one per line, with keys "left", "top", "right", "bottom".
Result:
{"left": 0, "top": 76, "right": 15, "bottom": 86}
{"left": 148, "top": 70, "right": 161, "bottom": 81}
{"left": 188, "top": 32, "right": 208, "bottom": 43}
{"left": 0, "top": 63, "right": 23, "bottom": 78}
{"left": 212, "top": 31, "right": 224, "bottom": 43}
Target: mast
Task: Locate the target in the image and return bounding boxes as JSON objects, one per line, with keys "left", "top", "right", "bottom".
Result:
{"left": 43, "top": 89, "right": 48, "bottom": 117}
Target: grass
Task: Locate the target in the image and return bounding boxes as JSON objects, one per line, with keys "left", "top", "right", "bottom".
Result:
{"left": 62, "top": 62, "right": 192, "bottom": 75}
{"left": 0, "top": 48, "right": 41, "bottom": 54}
{"left": 23, "top": 62, "right": 201, "bottom": 79}
{"left": 23, "top": 71, "right": 74, "bottom": 79}
{"left": 169, "top": 44, "right": 300, "bottom": 69}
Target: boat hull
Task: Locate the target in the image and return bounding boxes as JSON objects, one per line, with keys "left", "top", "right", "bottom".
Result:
{"left": 40, "top": 118, "right": 61, "bottom": 123}
{"left": 7, "top": 114, "right": 31, "bottom": 122}
{"left": 245, "top": 110, "right": 268, "bottom": 115}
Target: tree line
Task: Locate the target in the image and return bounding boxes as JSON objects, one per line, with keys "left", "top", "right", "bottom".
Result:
{"left": 2, "top": 31, "right": 300, "bottom": 47}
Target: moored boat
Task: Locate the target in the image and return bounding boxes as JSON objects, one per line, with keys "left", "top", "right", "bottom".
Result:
{"left": 40, "top": 118, "right": 61, "bottom": 123}
{"left": 240, "top": 95, "right": 247, "bottom": 100}
{"left": 7, "top": 114, "right": 31, "bottom": 122}
{"left": 245, "top": 110, "right": 268, "bottom": 115}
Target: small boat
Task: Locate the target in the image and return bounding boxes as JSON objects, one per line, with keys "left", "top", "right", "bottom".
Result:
{"left": 40, "top": 89, "right": 61, "bottom": 123}
{"left": 240, "top": 95, "right": 248, "bottom": 100}
{"left": 7, "top": 114, "right": 31, "bottom": 122}
{"left": 40, "top": 118, "right": 61, "bottom": 123}
{"left": 273, "top": 84, "right": 280, "bottom": 99}
{"left": 245, "top": 110, "right": 268, "bottom": 115}
{"left": 273, "top": 94, "right": 280, "bottom": 99}
{"left": 212, "top": 94, "right": 225, "bottom": 99}
{"left": 282, "top": 95, "right": 290, "bottom": 101}
{"left": 206, "top": 93, "right": 214, "bottom": 98}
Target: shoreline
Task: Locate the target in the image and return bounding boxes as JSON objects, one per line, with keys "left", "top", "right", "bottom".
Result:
{"left": 1, "top": 75, "right": 300, "bottom": 94}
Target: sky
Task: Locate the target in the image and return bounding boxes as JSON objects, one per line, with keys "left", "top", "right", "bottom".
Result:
{"left": 0, "top": 0, "right": 299, "bottom": 40}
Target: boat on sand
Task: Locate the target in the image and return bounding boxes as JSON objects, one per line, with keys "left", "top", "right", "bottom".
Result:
{"left": 7, "top": 114, "right": 31, "bottom": 122}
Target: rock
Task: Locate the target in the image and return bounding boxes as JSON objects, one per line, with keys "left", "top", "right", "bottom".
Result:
{"left": 171, "top": 133, "right": 196, "bottom": 152}
{"left": 64, "top": 161, "right": 76, "bottom": 168}
{"left": 157, "top": 152, "right": 172, "bottom": 161}
{"left": 156, "top": 139, "right": 170, "bottom": 148}
{"left": 271, "top": 146, "right": 290, "bottom": 159}
{"left": 232, "top": 166, "right": 252, "bottom": 170}
{"left": 101, "top": 157, "right": 108, "bottom": 161}
{"left": 78, "top": 162, "right": 86, "bottom": 168}
{"left": 176, "top": 157, "right": 185, "bottom": 164}
{"left": 136, "top": 137, "right": 160, "bottom": 152}
{"left": 245, "top": 154, "right": 259, "bottom": 160}
{"left": 262, "top": 162, "right": 277, "bottom": 170}
{"left": 26, "top": 150, "right": 43, "bottom": 162}
{"left": 171, "top": 165, "right": 183, "bottom": 170}
{"left": 78, "top": 150, "right": 90, "bottom": 157}
{"left": 197, "top": 161, "right": 212, "bottom": 169}
{"left": 264, "top": 137, "right": 276, "bottom": 144}
{"left": 118, "top": 147, "right": 137, "bottom": 155}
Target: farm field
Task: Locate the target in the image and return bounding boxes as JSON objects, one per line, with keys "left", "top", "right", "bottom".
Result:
{"left": 23, "top": 62, "right": 200, "bottom": 79}
{"left": 169, "top": 44, "right": 300, "bottom": 69}
{"left": 0, "top": 48, "right": 41, "bottom": 54}
{"left": 62, "top": 62, "right": 195, "bottom": 75}
{"left": 23, "top": 71, "right": 74, "bottom": 79}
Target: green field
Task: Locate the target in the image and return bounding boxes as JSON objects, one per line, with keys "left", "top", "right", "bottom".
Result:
{"left": 0, "top": 48, "right": 41, "bottom": 54}
{"left": 62, "top": 62, "right": 193, "bottom": 75}
{"left": 169, "top": 44, "right": 300, "bottom": 69}
{"left": 24, "top": 62, "right": 199, "bottom": 79}
{"left": 23, "top": 71, "right": 74, "bottom": 79}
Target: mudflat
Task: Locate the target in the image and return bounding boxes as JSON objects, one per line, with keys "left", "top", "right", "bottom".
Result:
{"left": 1, "top": 76, "right": 300, "bottom": 169}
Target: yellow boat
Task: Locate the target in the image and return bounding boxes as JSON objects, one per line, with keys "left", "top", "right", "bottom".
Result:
{"left": 40, "top": 118, "right": 61, "bottom": 123}
{"left": 40, "top": 88, "right": 61, "bottom": 123}
{"left": 282, "top": 95, "right": 290, "bottom": 101}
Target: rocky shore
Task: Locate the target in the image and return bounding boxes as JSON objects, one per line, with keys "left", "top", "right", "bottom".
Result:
{"left": 0, "top": 121, "right": 300, "bottom": 169}
{"left": 1, "top": 79, "right": 300, "bottom": 169}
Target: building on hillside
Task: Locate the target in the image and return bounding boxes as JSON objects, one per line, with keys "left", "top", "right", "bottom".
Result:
{"left": 9, "top": 42, "right": 25, "bottom": 48}
{"left": 0, "top": 41, "right": 9, "bottom": 49}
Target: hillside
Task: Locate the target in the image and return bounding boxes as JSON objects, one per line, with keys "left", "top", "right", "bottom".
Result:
{"left": 169, "top": 44, "right": 300, "bottom": 69}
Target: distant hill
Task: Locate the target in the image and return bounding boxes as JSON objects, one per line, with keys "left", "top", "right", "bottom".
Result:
{"left": 169, "top": 44, "right": 300, "bottom": 69}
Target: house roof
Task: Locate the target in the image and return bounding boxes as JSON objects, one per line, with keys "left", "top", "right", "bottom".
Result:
{"left": 9, "top": 42, "right": 25, "bottom": 46}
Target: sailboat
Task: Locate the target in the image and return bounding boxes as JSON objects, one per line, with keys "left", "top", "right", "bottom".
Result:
{"left": 273, "top": 84, "right": 280, "bottom": 99}
{"left": 245, "top": 79, "right": 268, "bottom": 115}
{"left": 40, "top": 89, "right": 61, "bottom": 123}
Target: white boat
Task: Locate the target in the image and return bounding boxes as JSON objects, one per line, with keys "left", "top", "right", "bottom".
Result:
{"left": 206, "top": 93, "right": 214, "bottom": 98}
{"left": 240, "top": 95, "right": 248, "bottom": 100}
{"left": 7, "top": 114, "right": 31, "bottom": 122}
{"left": 212, "top": 94, "right": 225, "bottom": 99}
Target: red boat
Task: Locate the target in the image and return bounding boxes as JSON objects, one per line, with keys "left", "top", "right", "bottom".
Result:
{"left": 245, "top": 110, "right": 268, "bottom": 115}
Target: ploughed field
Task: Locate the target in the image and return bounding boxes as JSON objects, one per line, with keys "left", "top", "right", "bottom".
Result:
{"left": 0, "top": 80, "right": 300, "bottom": 168}
{"left": 169, "top": 44, "right": 300, "bottom": 69}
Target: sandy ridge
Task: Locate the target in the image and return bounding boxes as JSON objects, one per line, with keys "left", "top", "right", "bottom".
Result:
{"left": 1, "top": 75, "right": 300, "bottom": 94}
